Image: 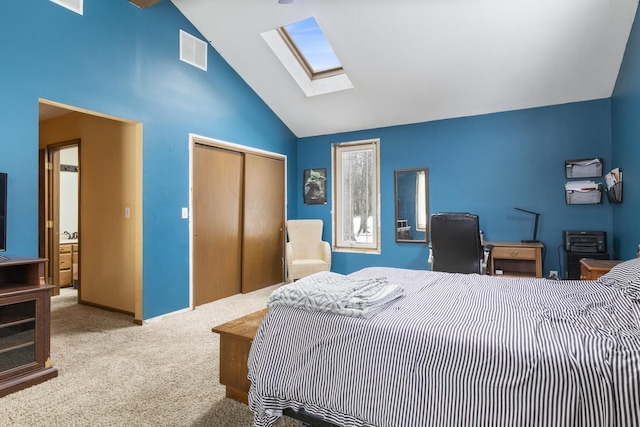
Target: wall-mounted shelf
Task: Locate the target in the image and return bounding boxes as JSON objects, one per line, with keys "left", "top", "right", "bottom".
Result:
{"left": 565, "top": 158, "right": 603, "bottom": 178}
{"left": 564, "top": 157, "right": 604, "bottom": 205}
{"left": 605, "top": 168, "right": 622, "bottom": 203}
{"left": 565, "top": 181, "right": 602, "bottom": 204}
{"left": 606, "top": 182, "right": 622, "bottom": 203}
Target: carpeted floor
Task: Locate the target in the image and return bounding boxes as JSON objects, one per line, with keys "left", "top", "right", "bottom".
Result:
{"left": 0, "top": 286, "right": 302, "bottom": 427}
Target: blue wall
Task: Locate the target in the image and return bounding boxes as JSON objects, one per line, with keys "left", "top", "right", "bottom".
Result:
{"left": 298, "top": 100, "right": 614, "bottom": 278}
{"left": 612, "top": 3, "right": 640, "bottom": 260}
{"left": 0, "top": 0, "right": 297, "bottom": 319}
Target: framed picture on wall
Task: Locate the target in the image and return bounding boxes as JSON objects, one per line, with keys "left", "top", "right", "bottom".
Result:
{"left": 303, "top": 168, "right": 327, "bottom": 205}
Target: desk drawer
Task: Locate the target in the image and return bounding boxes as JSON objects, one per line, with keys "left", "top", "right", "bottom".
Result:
{"left": 491, "top": 246, "right": 537, "bottom": 261}
{"left": 60, "top": 244, "right": 72, "bottom": 254}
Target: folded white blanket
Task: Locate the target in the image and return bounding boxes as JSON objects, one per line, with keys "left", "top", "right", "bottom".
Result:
{"left": 267, "top": 271, "right": 404, "bottom": 318}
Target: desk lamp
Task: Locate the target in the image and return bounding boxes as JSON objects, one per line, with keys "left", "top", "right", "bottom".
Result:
{"left": 514, "top": 207, "right": 540, "bottom": 243}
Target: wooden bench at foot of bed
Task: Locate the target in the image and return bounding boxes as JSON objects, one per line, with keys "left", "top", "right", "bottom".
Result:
{"left": 211, "top": 308, "right": 268, "bottom": 404}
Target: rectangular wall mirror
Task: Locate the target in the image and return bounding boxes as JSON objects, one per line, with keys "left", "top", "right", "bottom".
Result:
{"left": 395, "top": 168, "right": 429, "bottom": 243}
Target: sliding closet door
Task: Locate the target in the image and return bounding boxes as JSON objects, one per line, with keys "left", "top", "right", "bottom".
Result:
{"left": 193, "top": 144, "right": 243, "bottom": 306}
{"left": 242, "top": 153, "right": 285, "bottom": 293}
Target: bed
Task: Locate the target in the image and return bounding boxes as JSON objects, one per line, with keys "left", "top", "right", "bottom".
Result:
{"left": 248, "top": 263, "right": 640, "bottom": 427}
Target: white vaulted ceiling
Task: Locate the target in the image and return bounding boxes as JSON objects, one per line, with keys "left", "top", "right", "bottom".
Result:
{"left": 170, "top": 0, "right": 639, "bottom": 138}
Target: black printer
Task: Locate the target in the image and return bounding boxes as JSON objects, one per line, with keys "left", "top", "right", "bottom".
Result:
{"left": 563, "top": 230, "right": 608, "bottom": 279}
{"left": 563, "top": 230, "right": 606, "bottom": 253}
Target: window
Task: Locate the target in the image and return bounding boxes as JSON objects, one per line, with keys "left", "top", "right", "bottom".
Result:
{"left": 280, "top": 17, "right": 343, "bottom": 80}
{"left": 416, "top": 171, "right": 427, "bottom": 231}
{"left": 261, "top": 16, "right": 353, "bottom": 96}
{"left": 332, "top": 139, "right": 380, "bottom": 253}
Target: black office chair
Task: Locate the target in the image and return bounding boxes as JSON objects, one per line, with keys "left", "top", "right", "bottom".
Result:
{"left": 428, "top": 212, "right": 492, "bottom": 274}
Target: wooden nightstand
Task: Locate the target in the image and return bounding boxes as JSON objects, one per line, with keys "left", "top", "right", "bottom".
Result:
{"left": 486, "top": 241, "right": 543, "bottom": 278}
{"left": 579, "top": 258, "right": 622, "bottom": 280}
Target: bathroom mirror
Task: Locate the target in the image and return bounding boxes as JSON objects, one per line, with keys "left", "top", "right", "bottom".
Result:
{"left": 395, "top": 168, "right": 429, "bottom": 243}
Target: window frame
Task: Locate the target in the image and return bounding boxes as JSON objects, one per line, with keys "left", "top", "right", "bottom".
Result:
{"left": 277, "top": 27, "right": 344, "bottom": 81}
{"left": 331, "top": 139, "right": 381, "bottom": 254}
{"left": 261, "top": 15, "right": 353, "bottom": 97}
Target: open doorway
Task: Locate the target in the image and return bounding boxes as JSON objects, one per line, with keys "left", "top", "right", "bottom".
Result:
{"left": 40, "top": 142, "right": 80, "bottom": 297}
{"left": 38, "top": 100, "right": 143, "bottom": 323}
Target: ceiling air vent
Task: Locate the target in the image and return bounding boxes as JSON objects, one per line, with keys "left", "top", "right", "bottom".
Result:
{"left": 180, "top": 30, "right": 208, "bottom": 71}
{"left": 50, "top": 0, "right": 83, "bottom": 15}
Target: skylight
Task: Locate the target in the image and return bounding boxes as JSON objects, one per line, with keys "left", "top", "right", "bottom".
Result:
{"left": 280, "top": 17, "right": 343, "bottom": 79}
{"left": 261, "top": 16, "right": 353, "bottom": 97}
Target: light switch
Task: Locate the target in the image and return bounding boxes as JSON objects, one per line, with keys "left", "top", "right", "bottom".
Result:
{"left": 124, "top": 207, "right": 130, "bottom": 219}
{"left": 182, "top": 207, "right": 189, "bottom": 219}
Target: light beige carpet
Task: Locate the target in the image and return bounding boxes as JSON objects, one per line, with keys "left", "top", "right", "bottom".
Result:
{"left": 0, "top": 286, "right": 302, "bottom": 427}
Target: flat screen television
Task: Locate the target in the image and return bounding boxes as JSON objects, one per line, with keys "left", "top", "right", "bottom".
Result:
{"left": 0, "top": 172, "right": 6, "bottom": 254}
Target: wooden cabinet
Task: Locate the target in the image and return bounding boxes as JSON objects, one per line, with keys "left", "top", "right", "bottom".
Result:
{"left": 486, "top": 241, "right": 543, "bottom": 278}
{"left": 579, "top": 259, "right": 622, "bottom": 280}
{"left": 0, "top": 257, "right": 57, "bottom": 397}
{"left": 59, "top": 244, "right": 72, "bottom": 287}
{"left": 72, "top": 243, "right": 78, "bottom": 285}
{"left": 59, "top": 242, "right": 78, "bottom": 287}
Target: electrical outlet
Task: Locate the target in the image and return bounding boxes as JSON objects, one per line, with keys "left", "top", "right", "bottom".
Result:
{"left": 550, "top": 270, "right": 558, "bottom": 277}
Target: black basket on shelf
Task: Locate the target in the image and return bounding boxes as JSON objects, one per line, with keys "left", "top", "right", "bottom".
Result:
{"left": 606, "top": 181, "right": 623, "bottom": 203}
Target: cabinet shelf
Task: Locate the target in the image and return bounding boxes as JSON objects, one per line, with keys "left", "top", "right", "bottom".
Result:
{"left": 0, "top": 284, "right": 42, "bottom": 296}
{"left": 0, "top": 344, "right": 36, "bottom": 373}
{"left": 1, "top": 322, "right": 35, "bottom": 352}
{"left": 0, "top": 317, "right": 36, "bottom": 329}
{"left": 0, "top": 341, "right": 35, "bottom": 355}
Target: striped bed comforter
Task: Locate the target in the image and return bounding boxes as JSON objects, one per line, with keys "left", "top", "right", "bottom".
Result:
{"left": 248, "top": 267, "right": 640, "bottom": 427}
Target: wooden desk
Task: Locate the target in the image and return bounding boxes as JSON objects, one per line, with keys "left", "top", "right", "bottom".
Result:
{"left": 579, "top": 259, "right": 622, "bottom": 280}
{"left": 211, "top": 308, "right": 268, "bottom": 404}
{"left": 486, "top": 241, "right": 543, "bottom": 278}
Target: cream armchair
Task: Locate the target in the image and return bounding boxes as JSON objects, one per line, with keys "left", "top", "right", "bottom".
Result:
{"left": 286, "top": 219, "right": 332, "bottom": 283}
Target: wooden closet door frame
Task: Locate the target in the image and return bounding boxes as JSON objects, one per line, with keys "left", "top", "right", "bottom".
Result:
{"left": 189, "top": 134, "right": 287, "bottom": 308}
